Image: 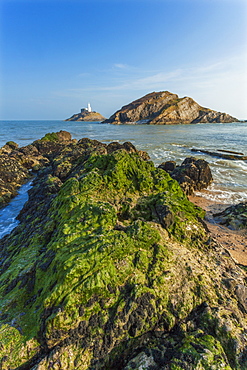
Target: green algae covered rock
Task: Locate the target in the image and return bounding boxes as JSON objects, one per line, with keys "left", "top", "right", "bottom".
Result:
{"left": 0, "top": 138, "right": 247, "bottom": 370}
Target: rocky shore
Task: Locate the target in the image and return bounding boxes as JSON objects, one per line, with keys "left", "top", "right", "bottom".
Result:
{"left": 0, "top": 132, "right": 246, "bottom": 369}
{"left": 189, "top": 196, "right": 247, "bottom": 266}
{"left": 0, "top": 131, "right": 72, "bottom": 208}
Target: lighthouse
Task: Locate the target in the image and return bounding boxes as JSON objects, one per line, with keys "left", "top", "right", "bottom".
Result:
{"left": 81, "top": 103, "right": 92, "bottom": 114}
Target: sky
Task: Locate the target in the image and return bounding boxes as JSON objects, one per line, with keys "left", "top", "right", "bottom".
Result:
{"left": 0, "top": 0, "right": 247, "bottom": 120}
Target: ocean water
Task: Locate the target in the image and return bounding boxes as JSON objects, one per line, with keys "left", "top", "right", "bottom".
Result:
{"left": 0, "top": 180, "right": 33, "bottom": 238}
{"left": 0, "top": 120, "right": 246, "bottom": 237}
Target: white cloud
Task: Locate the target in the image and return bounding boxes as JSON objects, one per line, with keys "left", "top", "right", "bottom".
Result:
{"left": 113, "top": 63, "right": 129, "bottom": 69}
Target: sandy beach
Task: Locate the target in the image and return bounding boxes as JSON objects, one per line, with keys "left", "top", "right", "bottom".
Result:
{"left": 189, "top": 194, "right": 247, "bottom": 266}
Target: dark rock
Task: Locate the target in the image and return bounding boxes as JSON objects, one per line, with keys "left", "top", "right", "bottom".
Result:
{"left": 107, "top": 142, "right": 126, "bottom": 153}
{"left": 235, "top": 284, "right": 247, "bottom": 313}
{"left": 159, "top": 157, "right": 213, "bottom": 195}
{"left": 155, "top": 204, "right": 175, "bottom": 229}
{"left": 0, "top": 154, "right": 30, "bottom": 207}
{"left": 123, "top": 142, "right": 138, "bottom": 153}
{"left": 191, "top": 148, "right": 247, "bottom": 160}
{"left": 222, "top": 278, "right": 237, "bottom": 291}
{"left": 107, "top": 141, "right": 138, "bottom": 154}
{"left": 213, "top": 202, "right": 247, "bottom": 230}
{"left": 158, "top": 161, "right": 176, "bottom": 173}
{"left": 6, "top": 141, "right": 19, "bottom": 150}
{"left": 0, "top": 131, "right": 74, "bottom": 208}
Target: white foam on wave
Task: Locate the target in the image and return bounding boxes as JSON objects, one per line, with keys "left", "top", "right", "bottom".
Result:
{"left": 171, "top": 143, "right": 188, "bottom": 148}
{"left": 195, "top": 183, "right": 247, "bottom": 205}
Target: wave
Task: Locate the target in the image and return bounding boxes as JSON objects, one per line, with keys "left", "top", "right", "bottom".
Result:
{"left": 195, "top": 183, "right": 247, "bottom": 204}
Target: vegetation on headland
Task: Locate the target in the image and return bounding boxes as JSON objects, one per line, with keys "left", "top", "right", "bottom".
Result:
{"left": 0, "top": 133, "right": 246, "bottom": 369}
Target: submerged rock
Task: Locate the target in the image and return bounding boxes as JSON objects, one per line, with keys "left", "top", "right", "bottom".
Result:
{"left": 0, "top": 135, "right": 246, "bottom": 370}
{"left": 103, "top": 91, "right": 239, "bottom": 125}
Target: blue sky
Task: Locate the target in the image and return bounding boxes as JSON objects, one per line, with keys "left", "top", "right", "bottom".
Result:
{"left": 0, "top": 0, "right": 246, "bottom": 120}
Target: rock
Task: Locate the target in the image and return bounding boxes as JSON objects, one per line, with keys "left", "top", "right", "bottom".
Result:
{"left": 124, "top": 351, "right": 157, "bottom": 369}
{"left": 0, "top": 131, "right": 74, "bottom": 208}
{"left": 56, "top": 130, "right": 72, "bottom": 141}
{"left": 159, "top": 157, "right": 213, "bottom": 195}
{"left": 103, "top": 91, "right": 239, "bottom": 125}
{"left": 65, "top": 110, "right": 106, "bottom": 122}
{"left": 0, "top": 135, "right": 247, "bottom": 370}
{"left": 5, "top": 141, "right": 19, "bottom": 150}
{"left": 191, "top": 148, "right": 247, "bottom": 160}
{"left": 0, "top": 155, "right": 30, "bottom": 207}
{"left": 107, "top": 141, "right": 137, "bottom": 154}
{"left": 235, "top": 284, "right": 247, "bottom": 313}
{"left": 213, "top": 202, "right": 247, "bottom": 230}
{"left": 158, "top": 160, "right": 176, "bottom": 173}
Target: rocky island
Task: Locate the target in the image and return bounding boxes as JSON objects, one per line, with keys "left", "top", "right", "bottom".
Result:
{"left": 103, "top": 91, "right": 239, "bottom": 125}
{"left": 0, "top": 132, "right": 247, "bottom": 370}
{"left": 65, "top": 103, "right": 105, "bottom": 122}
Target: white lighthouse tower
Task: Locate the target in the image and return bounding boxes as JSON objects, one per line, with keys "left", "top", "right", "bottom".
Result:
{"left": 81, "top": 103, "right": 92, "bottom": 114}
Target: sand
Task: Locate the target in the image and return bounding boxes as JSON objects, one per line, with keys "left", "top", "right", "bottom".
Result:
{"left": 189, "top": 194, "right": 247, "bottom": 266}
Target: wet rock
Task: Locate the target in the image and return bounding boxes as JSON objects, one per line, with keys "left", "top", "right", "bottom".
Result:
{"left": 213, "top": 202, "right": 247, "bottom": 230}
{"left": 0, "top": 131, "right": 74, "bottom": 208}
{"left": 160, "top": 157, "right": 213, "bottom": 195}
{"left": 191, "top": 148, "right": 247, "bottom": 160}
{"left": 0, "top": 154, "right": 30, "bottom": 207}
{"left": 158, "top": 160, "right": 176, "bottom": 173}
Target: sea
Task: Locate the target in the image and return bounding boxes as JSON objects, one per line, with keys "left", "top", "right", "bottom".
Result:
{"left": 0, "top": 120, "right": 246, "bottom": 238}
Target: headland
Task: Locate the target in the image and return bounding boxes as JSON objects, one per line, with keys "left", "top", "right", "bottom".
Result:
{"left": 103, "top": 91, "right": 239, "bottom": 125}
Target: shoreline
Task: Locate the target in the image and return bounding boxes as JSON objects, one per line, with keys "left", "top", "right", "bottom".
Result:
{"left": 189, "top": 193, "right": 247, "bottom": 266}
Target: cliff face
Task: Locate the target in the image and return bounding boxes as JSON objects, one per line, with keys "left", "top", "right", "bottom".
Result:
{"left": 0, "top": 133, "right": 247, "bottom": 369}
{"left": 65, "top": 110, "right": 105, "bottom": 122}
{"left": 103, "top": 91, "right": 238, "bottom": 124}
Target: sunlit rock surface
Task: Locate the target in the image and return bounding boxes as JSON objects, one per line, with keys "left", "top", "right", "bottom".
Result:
{"left": 103, "top": 91, "right": 239, "bottom": 125}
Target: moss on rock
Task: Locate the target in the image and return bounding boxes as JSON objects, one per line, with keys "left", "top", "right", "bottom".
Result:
{"left": 40, "top": 132, "right": 60, "bottom": 142}
{"left": 0, "top": 142, "right": 246, "bottom": 369}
